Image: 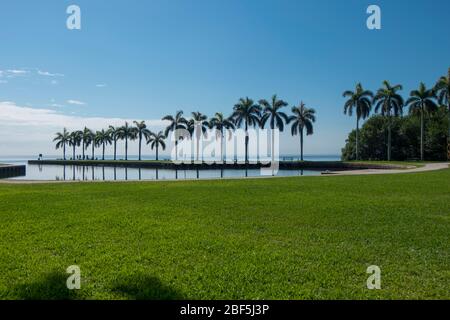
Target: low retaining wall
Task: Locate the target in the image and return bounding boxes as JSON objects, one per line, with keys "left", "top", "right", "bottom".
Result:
{"left": 0, "top": 164, "right": 26, "bottom": 179}
{"left": 28, "top": 160, "right": 402, "bottom": 171}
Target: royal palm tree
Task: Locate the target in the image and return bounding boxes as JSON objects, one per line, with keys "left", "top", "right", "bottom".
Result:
{"left": 406, "top": 82, "right": 438, "bottom": 161}
{"left": 288, "top": 102, "right": 316, "bottom": 161}
{"left": 343, "top": 83, "right": 373, "bottom": 160}
{"left": 191, "top": 112, "right": 209, "bottom": 161}
{"left": 134, "top": 121, "right": 152, "bottom": 161}
{"left": 147, "top": 131, "right": 166, "bottom": 161}
{"left": 259, "top": 94, "right": 289, "bottom": 164}
{"left": 162, "top": 111, "right": 187, "bottom": 161}
{"left": 68, "top": 130, "right": 83, "bottom": 160}
{"left": 108, "top": 126, "right": 120, "bottom": 160}
{"left": 95, "top": 129, "right": 112, "bottom": 160}
{"left": 53, "top": 128, "right": 70, "bottom": 160}
{"left": 81, "top": 127, "right": 93, "bottom": 160}
{"left": 434, "top": 68, "right": 450, "bottom": 160}
{"left": 117, "top": 122, "right": 137, "bottom": 160}
{"left": 209, "top": 112, "right": 235, "bottom": 162}
{"left": 373, "top": 81, "right": 404, "bottom": 161}
{"left": 232, "top": 97, "right": 261, "bottom": 163}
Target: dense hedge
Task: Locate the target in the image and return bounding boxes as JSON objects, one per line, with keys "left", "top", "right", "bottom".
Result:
{"left": 342, "top": 106, "right": 448, "bottom": 161}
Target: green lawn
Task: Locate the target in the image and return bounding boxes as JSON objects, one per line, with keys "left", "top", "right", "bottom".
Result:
{"left": 0, "top": 170, "right": 449, "bottom": 299}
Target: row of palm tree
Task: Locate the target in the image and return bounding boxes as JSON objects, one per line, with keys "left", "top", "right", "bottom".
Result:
{"left": 343, "top": 68, "right": 450, "bottom": 161}
{"left": 162, "top": 95, "right": 317, "bottom": 163}
{"left": 53, "top": 122, "right": 166, "bottom": 161}
{"left": 54, "top": 95, "right": 318, "bottom": 162}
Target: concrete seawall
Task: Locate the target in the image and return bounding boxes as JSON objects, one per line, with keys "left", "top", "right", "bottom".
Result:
{"left": 0, "top": 164, "right": 26, "bottom": 179}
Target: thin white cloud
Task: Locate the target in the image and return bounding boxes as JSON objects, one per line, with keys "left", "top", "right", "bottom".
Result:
{"left": 67, "top": 100, "right": 86, "bottom": 106}
{"left": 0, "top": 80, "right": 7, "bottom": 84}
{"left": 0, "top": 101, "right": 168, "bottom": 155}
{"left": 37, "top": 70, "right": 64, "bottom": 77}
{"left": 7, "top": 69, "right": 28, "bottom": 75}
{"left": 96, "top": 84, "right": 107, "bottom": 88}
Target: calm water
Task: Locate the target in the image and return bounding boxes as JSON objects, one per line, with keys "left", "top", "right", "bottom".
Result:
{"left": 7, "top": 164, "right": 321, "bottom": 181}
{"left": 1, "top": 155, "right": 339, "bottom": 181}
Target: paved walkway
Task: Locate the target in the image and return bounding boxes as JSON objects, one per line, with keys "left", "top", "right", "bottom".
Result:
{"left": 327, "top": 162, "right": 449, "bottom": 176}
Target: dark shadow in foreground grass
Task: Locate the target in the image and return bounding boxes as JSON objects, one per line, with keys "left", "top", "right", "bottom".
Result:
{"left": 112, "top": 274, "right": 184, "bottom": 300}
{"left": 11, "top": 271, "right": 79, "bottom": 300}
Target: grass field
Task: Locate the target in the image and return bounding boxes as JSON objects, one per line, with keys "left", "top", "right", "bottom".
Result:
{"left": 0, "top": 169, "right": 449, "bottom": 299}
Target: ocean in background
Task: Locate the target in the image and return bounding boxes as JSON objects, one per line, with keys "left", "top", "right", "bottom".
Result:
{"left": 0, "top": 154, "right": 341, "bottom": 165}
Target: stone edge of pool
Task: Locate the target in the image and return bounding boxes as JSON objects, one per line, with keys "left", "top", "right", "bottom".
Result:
{"left": 0, "top": 164, "right": 26, "bottom": 179}
{"left": 27, "top": 160, "right": 406, "bottom": 171}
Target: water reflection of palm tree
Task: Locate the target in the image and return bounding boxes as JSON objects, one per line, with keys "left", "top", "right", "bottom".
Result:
{"left": 63, "top": 165, "right": 66, "bottom": 180}
{"left": 91, "top": 166, "right": 95, "bottom": 180}
{"left": 138, "top": 168, "right": 142, "bottom": 180}
{"left": 102, "top": 166, "right": 105, "bottom": 181}
{"left": 155, "top": 168, "right": 159, "bottom": 180}
{"left": 114, "top": 167, "right": 117, "bottom": 181}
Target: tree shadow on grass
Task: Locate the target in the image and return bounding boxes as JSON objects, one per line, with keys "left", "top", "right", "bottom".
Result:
{"left": 11, "top": 271, "right": 79, "bottom": 300}
{"left": 112, "top": 274, "right": 184, "bottom": 300}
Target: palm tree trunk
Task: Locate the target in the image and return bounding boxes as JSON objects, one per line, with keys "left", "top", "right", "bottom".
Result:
{"left": 125, "top": 137, "right": 128, "bottom": 161}
{"left": 221, "top": 131, "right": 224, "bottom": 163}
{"left": 73, "top": 145, "right": 76, "bottom": 160}
{"left": 271, "top": 127, "right": 275, "bottom": 165}
{"left": 196, "top": 137, "right": 199, "bottom": 162}
{"left": 300, "top": 127, "right": 304, "bottom": 161}
{"left": 175, "top": 140, "right": 178, "bottom": 161}
{"left": 114, "top": 139, "right": 117, "bottom": 160}
{"left": 92, "top": 143, "right": 95, "bottom": 160}
{"left": 82, "top": 141, "right": 85, "bottom": 160}
{"left": 420, "top": 110, "right": 424, "bottom": 161}
{"left": 245, "top": 121, "right": 248, "bottom": 164}
{"left": 138, "top": 134, "right": 142, "bottom": 161}
{"left": 356, "top": 118, "right": 359, "bottom": 161}
{"left": 102, "top": 143, "right": 105, "bottom": 160}
{"left": 63, "top": 143, "right": 66, "bottom": 160}
{"left": 387, "top": 114, "right": 392, "bottom": 161}
{"left": 156, "top": 145, "right": 159, "bottom": 161}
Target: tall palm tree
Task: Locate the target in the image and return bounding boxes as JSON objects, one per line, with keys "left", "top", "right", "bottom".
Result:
{"left": 95, "top": 129, "right": 112, "bottom": 160}
{"left": 343, "top": 83, "right": 373, "bottom": 160}
{"left": 81, "top": 127, "right": 93, "bottom": 160}
{"left": 406, "top": 82, "right": 438, "bottom": 161}
{"left": 68, "top": 130, "right": 83, "bottom": 160}
{"left": 373, "top": 80, "right": 404, "bottom": 161}
{"left": 232, "top": 97, "right": 261, "bottom": 163}
{"left": 147, "top": 131, "right": 166, "bottom": 161}
{"left": 259, "top": 94, "right": 289, "bottom": 164}
{"left": 117, "top": 122, "right": 137, "bottom": 160}
{"left": 191, "top": 112, "right": 209, "bottom": 161}
{"left": 108, "top": 126, "right": 120, "bottom": 160}
{"left": 209, "top": 112, "right": 235, "bottom": 162}
{"left": 162, "top": 111, "right": 187, "bottom": 161}
{"left": 53, "top": 128, "right": 70, "bottom": 160}
{"left": 434, "top": 67, "right": 450, "bottom": 160}
{"left": 288, "top": 102, "right": 316, "bottom": 161}
{"left": 134, "top": 121, "right": 152, "bottom": 161}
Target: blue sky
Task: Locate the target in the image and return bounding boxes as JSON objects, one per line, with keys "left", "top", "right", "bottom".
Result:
{"left": 1, "top": 0, "right": 449, "bottom": 156}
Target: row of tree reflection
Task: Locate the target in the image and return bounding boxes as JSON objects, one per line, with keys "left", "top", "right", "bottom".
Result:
{"left": 51, "top": 165, "right": 306, "bottom": 181}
